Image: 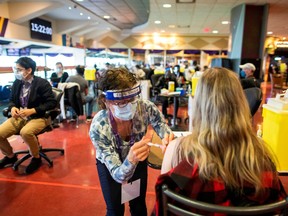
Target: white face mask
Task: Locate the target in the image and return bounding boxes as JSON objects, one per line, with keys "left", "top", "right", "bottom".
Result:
{"left": 111, "top": 102, "right": 137, "bottom": 121}
{"left": 56, "top": 68, "right": 62, "bottom": 73}
{"left": 14, "top": 72, "right": 23, "bottom": 80}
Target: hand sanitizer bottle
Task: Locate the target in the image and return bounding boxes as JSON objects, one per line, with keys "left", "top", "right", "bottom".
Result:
{"left": 257, "top": 124, "right": 262, "bottom": 138}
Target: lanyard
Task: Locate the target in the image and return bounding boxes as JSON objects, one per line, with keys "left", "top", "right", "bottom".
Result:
{"left": 20, "top": 82, "right": 32, "bottom": 108}
{"left": 108, "top": 110, "right": 135, "bottom": 161}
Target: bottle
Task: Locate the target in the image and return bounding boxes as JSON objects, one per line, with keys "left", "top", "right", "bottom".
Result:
{"left": 257, "top": 124, "right": 262, "bottom": 138}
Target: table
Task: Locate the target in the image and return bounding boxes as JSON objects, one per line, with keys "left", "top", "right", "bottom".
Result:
{"left": 159, "top": 92, "right": 188, "bottom": 131}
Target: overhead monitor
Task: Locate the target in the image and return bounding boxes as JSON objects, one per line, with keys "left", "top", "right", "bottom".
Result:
{"left": 30, "top": 18, "right": 52, "bottom": 41}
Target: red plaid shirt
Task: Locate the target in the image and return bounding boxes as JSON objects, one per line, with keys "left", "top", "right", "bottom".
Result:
{"left": 154, "top": 160, "right": 287, "bottom": 216}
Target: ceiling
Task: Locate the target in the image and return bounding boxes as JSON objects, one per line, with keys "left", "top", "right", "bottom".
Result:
{"left": 1, "top": 0, "right": 288, "bottom": 44}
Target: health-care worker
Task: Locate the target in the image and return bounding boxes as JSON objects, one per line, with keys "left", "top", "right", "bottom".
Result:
{"left": 89, "top": 67, "right": 174, "bottom": 216}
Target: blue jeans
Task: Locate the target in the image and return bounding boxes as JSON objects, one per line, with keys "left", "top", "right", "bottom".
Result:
{"left": 96, "top": 159, "right": 148, "bottom": 216}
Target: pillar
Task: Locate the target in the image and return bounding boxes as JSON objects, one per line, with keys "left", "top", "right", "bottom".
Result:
{"left": 229, "top": 4, "right": 269, "bottom": 79}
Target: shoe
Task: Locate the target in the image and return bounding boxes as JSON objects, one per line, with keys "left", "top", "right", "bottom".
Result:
{"left": 86, "top": 116, "right": 92, "bottom": 123}
{"left": 25, "top": 157, "right": 42, "bottom": 174}
{"left": 0, "top": 155, "right": 18, "bottom": 169}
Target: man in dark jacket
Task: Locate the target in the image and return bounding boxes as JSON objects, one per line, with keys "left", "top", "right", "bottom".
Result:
{"left": 0, "top": 57, "right": 56, "bottom": 174}
{"left": 239, "top": 63, "right": 261, "bottom": 89}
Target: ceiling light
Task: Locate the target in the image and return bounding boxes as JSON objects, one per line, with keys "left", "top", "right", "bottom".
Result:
{"left": 80, "top": 13, "right": 83, "bottom": 16}
{"left": 168, "top": 25, "right": 176, "bottom": 28}
{"left": 267, "top": 31, "right": 273, "bottom": 35}
{"left": 221, "top": 21, "right": 229, "bottom": 25}
{"left": 163, "top": 4, "right": 172, "bottom": 8}
{"left": 283, "top": 37, "right": 286, "bottom": 40}
{"left": 104, "top": 15, "right": 110, "bottom": 19}
{"left": 155, "top": 20, "right": 161, "bottom": 24}
{"left": 161, "top": 30, "right": 165, "bottom": 33}
{"left": 68, "top": 7, "right": 72, "bottom": 10}
{"left": 212, "top": 30, "right": 218, "bottom": 34}
{"left": 88, "top": 16, "right": 91, "bottom": 20}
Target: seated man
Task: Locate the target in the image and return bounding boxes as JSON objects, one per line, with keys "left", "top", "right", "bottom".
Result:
{"left": 0, "top": 57, "right": 57, "bottom": 174}
{"left": 239, "top": 63, "right": 261, "bottom": 89}
{"left": 66, "top": 65, "right": 94, "bottom": 122}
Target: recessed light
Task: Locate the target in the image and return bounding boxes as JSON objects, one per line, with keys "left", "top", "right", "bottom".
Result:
{"left": 212, "top": 30, "right": 218, "bottom": 34}
{"left": 283, "top": 37, "right": 286, "bottom": 40}
{"left": 155, "top": 20, "right": 161, "bottom": 24}
{"left": 168, "top": 25, "right": 176, "bottom": 28}
{"left": 161, "top": 30, "right": 165, "bottom": 33}
{"left": 267, "top": 31, "right": 273, "bottom": 35}
{"left": 68, "top": 6, "right": 72, "bottom": 10}
{"left": 163, "top": 4, "right": 172, "bottom": 8}
{"left": 88, "top": 16, "right": 91, "bottom": 20}
{"left": 104, "top": 15, "right": 110, "bottom": 19}
{"left": 80, "top": 13, "right": 83, "bottom": 16}
{"left": 221, "top": 21, "right": 229, "bottom": 25}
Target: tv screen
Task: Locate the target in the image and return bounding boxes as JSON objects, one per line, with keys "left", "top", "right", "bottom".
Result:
{"left": 30, "top": 18, "right": 52, "bottom": 41}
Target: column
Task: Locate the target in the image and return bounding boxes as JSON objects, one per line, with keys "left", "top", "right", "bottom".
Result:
{"left": 229, "top": 4, "right": 269, "bottom": 79}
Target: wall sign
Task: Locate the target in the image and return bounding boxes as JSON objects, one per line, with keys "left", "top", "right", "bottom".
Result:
{"left": 30, "top": 18, "right": 52, "bottom": 41}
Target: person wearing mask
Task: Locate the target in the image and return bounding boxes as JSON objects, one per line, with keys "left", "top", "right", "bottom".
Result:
{"left": 154, "top": 67, "right": 286, "bottom": 215}
{"left": 239, "top": 63, "right": 261, "bottom": 89}
{"left": 89, "top": 67, "right": 174, "bottom": 216}
{"left": 66, "top": 65, "right": 94, "bottom": 122}
{"left": 50, "top": 62, "right": 69, "bottom": 87}
{"left": 0, "top": 57, "right": 56, "bottom": 174}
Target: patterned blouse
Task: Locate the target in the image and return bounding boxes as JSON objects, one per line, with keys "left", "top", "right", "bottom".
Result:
{"left": 89, "top": 99, "right": 172, "bottom": 183}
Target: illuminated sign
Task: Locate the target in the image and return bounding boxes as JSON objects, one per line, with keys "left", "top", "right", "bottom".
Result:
{"left": 30, "top": 18, "right": 52, "bottom": 41}
{"left": 276, "top": 41, "right": 288, "bottom": 48}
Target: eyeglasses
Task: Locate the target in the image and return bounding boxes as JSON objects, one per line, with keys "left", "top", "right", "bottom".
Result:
{"left": 108, "top": 96, "right": 139, "bottom": 108}
{"left": 13, "top": 67, "right": 25, "bottom": 73}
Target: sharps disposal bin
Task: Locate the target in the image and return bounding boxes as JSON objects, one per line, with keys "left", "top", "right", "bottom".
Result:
{"left": 262, "top": 104, "right": 288, "bottom": 172}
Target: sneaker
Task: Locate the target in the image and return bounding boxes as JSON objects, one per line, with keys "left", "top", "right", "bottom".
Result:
{"left": 0, "top": 155, "right": 18, "bottom": 169}
{"left": 25, "top": 157, "right": 42, "bottom": 174}
{"left": 86, "top": 116, "right": 92, "bottom": 123}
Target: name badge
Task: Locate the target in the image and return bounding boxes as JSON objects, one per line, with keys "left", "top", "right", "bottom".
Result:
{"left": 121, "top": 179, "right": 140, "bottom": 204}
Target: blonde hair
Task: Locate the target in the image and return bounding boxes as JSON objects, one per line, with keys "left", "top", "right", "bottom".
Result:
{"left": 181, "top": 67, "right": 275, "bottom": 193}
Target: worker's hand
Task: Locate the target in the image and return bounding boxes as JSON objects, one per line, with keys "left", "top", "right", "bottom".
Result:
{"left": 127, "top": 135, "right": 151, "bottom": 165}
{"left": 19, "top": 108, "right": 36, "bottom": 118}
{"left": 11, "top": 107, "right": 20, "bottom": 119}
{"left": 161, "top": 133, "right": 174, "bottom": 153}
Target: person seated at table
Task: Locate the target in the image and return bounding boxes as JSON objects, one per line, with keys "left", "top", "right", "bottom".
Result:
{"left": 154, "top": 67, "right": 287, "bottom": 215}
{"left": 50, "top": 62, "right": 69, "bottom": 87}
{"left": 89, "top": 67, "right": 174, "bottom": 216}
{"left": 154, "top": 69, "right": 179, "bottom": 122}
{"left": 66, "top": 65, "right": 94, "bottom": 122}
{"left": 239, "top": 63, "right": 261, "bottom": 89}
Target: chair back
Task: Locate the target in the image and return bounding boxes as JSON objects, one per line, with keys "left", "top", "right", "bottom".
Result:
{"left": 244, "top": 87, "right": 262, "bottom": 117}
{"left": 52, "top": 87, "right": 64, "bottom": 104}
{"left": 161, "top": 184, "right": 288, "bottom": 216}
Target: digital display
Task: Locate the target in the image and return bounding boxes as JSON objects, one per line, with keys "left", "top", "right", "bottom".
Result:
{"left": 30, "top": 18, "right": 52, "bottom": 41}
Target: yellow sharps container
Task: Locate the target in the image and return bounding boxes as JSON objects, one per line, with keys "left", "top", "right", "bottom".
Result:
{"left": 262, "top": 104, "right": 288, "bottom": 172}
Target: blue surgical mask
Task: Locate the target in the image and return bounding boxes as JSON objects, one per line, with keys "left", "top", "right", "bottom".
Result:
{"left": 240, "top": 70, "right": 246, "bottom": 78}
{"left": 14, "top": 72, "right": 23, "bottom": 80}
{"left": 112, "top": 102, "right": 137, "bottom": 121}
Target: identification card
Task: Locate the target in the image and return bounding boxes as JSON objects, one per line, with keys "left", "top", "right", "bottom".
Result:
{"left": 121, "top": 179, "right": 140, "bottom": 204}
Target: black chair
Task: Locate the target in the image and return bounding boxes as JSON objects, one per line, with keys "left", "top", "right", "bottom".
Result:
{"left": 161, "top": 184, "right": 288, "bottom": 216}
{"left": 244, "top": 87, "right": 262, "bottom": 117}
{"left": 64, "top": 85, "right": 84, "bottom": 128}
{"left": 2, "top": 87, "right": 65, "bottom": 171}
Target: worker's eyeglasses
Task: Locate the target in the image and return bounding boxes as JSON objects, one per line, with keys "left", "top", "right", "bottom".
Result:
{"left": 13, "top": 67, "right": 25, "bottom": 73}
{"left": 108, "top": 96, "right": 139, "bottom": 108}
